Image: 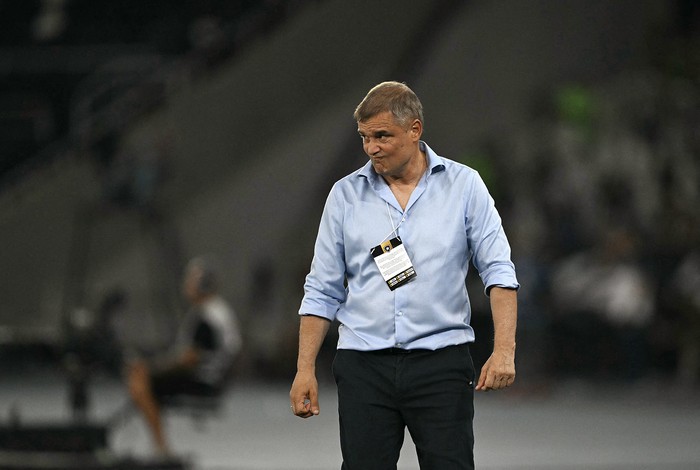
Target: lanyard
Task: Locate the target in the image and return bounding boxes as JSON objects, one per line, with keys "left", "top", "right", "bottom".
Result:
{"left": 383, "top": 202, "right": 406, "bottom": 242}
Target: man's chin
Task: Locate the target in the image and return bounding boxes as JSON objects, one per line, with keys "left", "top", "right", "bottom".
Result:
{"left": 371, "top": 162, "right": 387, "bottom": 174}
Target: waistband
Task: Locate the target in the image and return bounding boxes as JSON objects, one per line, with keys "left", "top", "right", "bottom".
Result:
{"left": 369, "top": 347, "right": 431, "bottom": 355}
{"left": 362, "top": 343, "right": 470, "bottom": 355}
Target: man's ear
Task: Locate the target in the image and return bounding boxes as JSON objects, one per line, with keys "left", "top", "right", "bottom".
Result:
{"left": 409, "top": 119, "right": 423, "bottom": 141}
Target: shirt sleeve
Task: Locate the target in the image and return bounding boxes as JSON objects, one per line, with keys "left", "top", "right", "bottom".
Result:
{"left": 464, "top": 172, "right": 520, "bottom": 295}
{"left": 299, "top": 184, "right": 348, "bottom": 320}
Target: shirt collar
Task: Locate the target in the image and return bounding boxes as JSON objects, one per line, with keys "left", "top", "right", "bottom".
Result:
{"left": 357, "top": 141, "right": 446, "bottom": 180}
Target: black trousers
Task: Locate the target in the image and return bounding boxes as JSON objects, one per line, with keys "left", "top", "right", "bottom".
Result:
{"left": 333, "top": 344, "right": 475, "bottom": 470}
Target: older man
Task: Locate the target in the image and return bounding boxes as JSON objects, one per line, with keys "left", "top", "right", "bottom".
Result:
{"left": 290, "top": 81, "right": 519, "bottom": 469}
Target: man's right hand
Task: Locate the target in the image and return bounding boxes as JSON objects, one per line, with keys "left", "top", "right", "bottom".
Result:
{"left": 290, "top": 314, "right": 330, "bottom": 418}
{"left": 290, "top": 369, "right": 320, "bottom": 418}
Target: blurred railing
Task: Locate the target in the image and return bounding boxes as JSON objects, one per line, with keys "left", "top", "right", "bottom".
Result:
{"left": 0, "top": 0, "right": 317, "bottom": 193}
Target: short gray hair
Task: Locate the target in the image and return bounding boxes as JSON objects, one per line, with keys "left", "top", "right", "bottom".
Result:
{"left": 353, "top": 81, "right": 424, "bottom": 127}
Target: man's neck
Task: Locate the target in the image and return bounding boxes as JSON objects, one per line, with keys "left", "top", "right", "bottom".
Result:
{"left": 383, "top": 150, "right": 427, "bottom": 210}
{"left": 192, "top": 293, "right": 215, "bottom": 306}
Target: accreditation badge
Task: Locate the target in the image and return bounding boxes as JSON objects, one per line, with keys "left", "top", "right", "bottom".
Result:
{"left": 370, "top": 237, "right": 417, "bottom": 290}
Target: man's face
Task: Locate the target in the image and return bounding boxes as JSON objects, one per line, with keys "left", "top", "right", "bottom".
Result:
{"left": 358, "top": 111, "right": 421, "bottom": 179}
{"left": 183, "top": 266, "right": 203, "bottom": 303}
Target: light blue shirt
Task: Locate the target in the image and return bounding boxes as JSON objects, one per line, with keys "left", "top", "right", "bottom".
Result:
{"left": 300, "top": 141, "right": 519, "bottom": 351}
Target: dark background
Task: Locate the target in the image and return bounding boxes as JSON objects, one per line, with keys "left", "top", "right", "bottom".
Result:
{"left": 1, "top": 0, "right": 698, "bottom": 396}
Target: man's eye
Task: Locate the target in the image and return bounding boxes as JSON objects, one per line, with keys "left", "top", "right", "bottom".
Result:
{"left": 359, "top": 134, "right": 389, "bottom": 143}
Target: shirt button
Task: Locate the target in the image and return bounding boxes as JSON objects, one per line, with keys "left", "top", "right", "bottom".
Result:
{"left": 397, "top": 311, "right": 403, "bottom": 316}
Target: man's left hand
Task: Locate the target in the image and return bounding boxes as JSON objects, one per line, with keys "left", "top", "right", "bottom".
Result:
{"left": 475, "top": 349, "right": 515, "bottom": 391}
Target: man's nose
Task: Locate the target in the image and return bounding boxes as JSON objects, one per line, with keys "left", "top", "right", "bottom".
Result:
{"left": 365, "top": 140, "right": 380, "bottom": 155}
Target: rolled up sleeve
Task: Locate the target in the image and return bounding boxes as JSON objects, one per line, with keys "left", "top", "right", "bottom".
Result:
{"left": 299, "top": 185, "right": 347, "bottom": 320}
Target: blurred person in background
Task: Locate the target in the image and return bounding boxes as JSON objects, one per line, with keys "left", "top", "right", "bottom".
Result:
{"left": 289, "top": 81, "right": 519, "bottom": 470}
{"left": 127, "top": 257, "right": 242, "bottom": 455}
{"left": 550, "top": 227, "right": 654, "bottom": 381}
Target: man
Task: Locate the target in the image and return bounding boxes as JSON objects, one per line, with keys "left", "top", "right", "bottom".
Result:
{"left": 127, "top": 257, "right": 242, "bottom": 454}
{"left": 289, "top": 81, "right": 519, "bottom": 469}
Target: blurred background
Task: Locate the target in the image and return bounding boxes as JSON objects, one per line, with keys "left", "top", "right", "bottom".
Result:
{"left": 0, "top": 0, "right": 699, "bottom": 467}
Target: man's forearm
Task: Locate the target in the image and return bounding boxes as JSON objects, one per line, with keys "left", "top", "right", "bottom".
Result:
{"left": 489, "top": 287, "right": 518, "bottom": 353}
{"left": 297, "top": 314, "right": 332, "bottom": 372}
{"left": 476, "top": 286, "right": 518, "bottom": 391}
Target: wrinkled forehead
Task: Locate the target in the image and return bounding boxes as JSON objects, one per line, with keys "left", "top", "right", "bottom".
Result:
{"left": 357, "top": 111, "right": 402, "bottom": 132}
